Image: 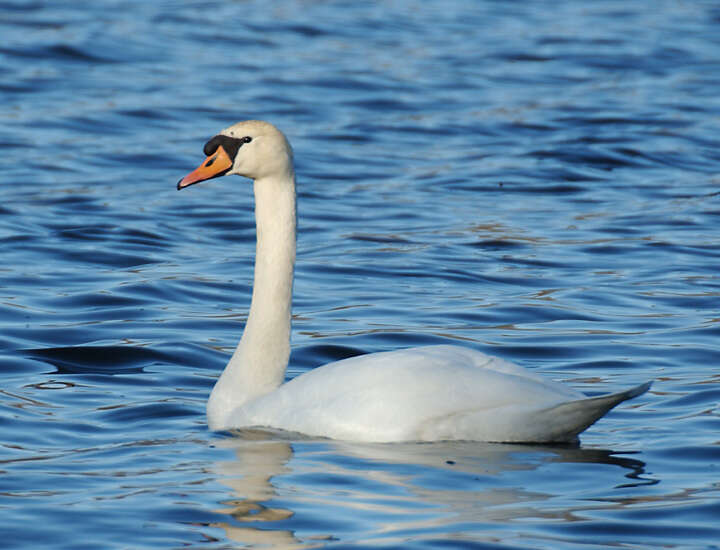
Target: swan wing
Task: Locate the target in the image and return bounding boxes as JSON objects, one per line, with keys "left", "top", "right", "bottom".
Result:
{"left": 226, "top": 345, "right": 640, "bottom": 442}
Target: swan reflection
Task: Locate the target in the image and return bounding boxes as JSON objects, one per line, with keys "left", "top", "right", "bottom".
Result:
{"left": 209, "top": 432, "right": 651, "bottom": 547}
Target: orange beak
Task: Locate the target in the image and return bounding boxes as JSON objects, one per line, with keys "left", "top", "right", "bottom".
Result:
{"left": 177, "top": 145, "right": 234, "bottom": 190}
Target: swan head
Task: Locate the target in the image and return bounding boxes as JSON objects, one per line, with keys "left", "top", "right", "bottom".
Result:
{"left": 177, "top": 120, "right": 293, "bottom": 190}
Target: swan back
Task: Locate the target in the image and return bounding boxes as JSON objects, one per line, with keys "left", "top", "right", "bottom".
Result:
{"left": 224, "top": 345, "right": 590, "bottom": 442}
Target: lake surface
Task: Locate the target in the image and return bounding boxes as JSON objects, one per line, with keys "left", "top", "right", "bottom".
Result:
{"left": 1, "top": 1, "right": 719, "bottom": 548}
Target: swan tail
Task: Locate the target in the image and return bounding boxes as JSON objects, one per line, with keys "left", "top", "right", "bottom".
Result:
{"left": 420, "top": 381, "right": 652, "bottom": 443}
{"left": 528, "top": 380, "right": 653, "bottom": 442}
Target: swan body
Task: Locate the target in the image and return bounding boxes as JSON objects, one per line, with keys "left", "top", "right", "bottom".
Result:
{"left": 178, "top": 120, "right": 651, "bottom": 443}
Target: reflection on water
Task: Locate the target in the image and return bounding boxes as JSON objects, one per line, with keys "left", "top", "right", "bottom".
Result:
{"left": 211, "top": 433, "right": 653, "bottom": 547}
{"left": 213, "top": 435, "right": 300, "bottom": 547}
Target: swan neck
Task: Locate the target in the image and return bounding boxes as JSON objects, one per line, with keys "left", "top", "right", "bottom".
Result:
{"left": 207, "top": 171, "right": 296, "bottom": 429}
{"left": 244, "top": 172, "right": 296, "bottom": 362}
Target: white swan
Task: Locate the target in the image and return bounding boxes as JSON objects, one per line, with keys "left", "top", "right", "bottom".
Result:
{"left": 178, "top": 120, "right": 651, "bottom": 443}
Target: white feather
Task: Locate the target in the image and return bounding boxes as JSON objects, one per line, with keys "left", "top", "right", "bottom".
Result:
{"left": 179, "top": 120, "right": 651, "bottom": 443}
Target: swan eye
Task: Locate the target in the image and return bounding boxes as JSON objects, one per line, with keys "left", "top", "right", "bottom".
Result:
{"left": 203, "top": 135, "right": 247, "bottom": 158}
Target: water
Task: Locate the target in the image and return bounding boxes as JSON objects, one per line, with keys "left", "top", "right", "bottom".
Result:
{"left": 1, "top": 0, "right": 719, "bottom": 548}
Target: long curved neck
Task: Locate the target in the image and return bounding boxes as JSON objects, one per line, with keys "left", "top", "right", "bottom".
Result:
{"left": 207, "top": 170, "right": 296, "bottom": 430}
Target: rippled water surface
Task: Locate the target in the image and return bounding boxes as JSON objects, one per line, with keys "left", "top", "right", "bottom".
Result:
{"left": 2, "top": 1, "right": 719, "bottom": 548}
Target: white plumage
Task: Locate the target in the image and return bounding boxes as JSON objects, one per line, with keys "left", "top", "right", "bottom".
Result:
{"left": 178, "top": 120, "right": 650, "bottom": 443}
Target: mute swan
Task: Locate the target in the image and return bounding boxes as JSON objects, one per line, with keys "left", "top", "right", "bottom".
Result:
{"left": 177, "top": 120, "right": 651, "bottom": 442}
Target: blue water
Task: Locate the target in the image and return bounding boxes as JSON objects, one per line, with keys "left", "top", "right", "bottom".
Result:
{"left": 1, "top": 1, "right": 719, "bottom": 548}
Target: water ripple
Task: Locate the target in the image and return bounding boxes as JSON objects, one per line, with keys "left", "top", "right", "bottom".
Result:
{"left": 1, "top": 0, "right": 719, "bottom": 548}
